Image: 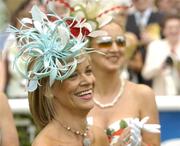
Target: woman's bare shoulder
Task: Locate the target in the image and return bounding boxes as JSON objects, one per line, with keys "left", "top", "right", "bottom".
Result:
{"left": 126, "top": 81, "right": 157, "bottom": 116}
{"left": 32, "top": 125, "right": 66, "bottom": 146}
{"left": 32, "top": 133, "right": 50, "bottom": 146}
{"left": 126, "top": 81, "right": 155, "bottom": 100}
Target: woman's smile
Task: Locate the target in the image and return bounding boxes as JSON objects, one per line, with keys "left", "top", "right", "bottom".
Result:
{"left": 107, "top": 55, "right": 120, "bottom": 63}
{"left": 74, "top": 89, "right": 93, "bottom": 100}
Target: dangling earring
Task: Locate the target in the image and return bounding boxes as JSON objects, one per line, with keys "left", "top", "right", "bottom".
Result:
{"left": 44, "top": 84, "right": 54, "bottom": 99}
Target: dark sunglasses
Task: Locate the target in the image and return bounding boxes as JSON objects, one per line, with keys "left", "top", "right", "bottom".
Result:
{"left": 96, "top": 36, "right": 126, "bottom": 47}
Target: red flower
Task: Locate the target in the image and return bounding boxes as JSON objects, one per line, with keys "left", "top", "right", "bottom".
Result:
{"left": 112, "top": 129, "right": 124, "bottom": 136}
{"left": 66, "top": 19, "right": 90, "bottom": 37}
{"left": 107, "top": 129, "right": 124, "bottom": 143}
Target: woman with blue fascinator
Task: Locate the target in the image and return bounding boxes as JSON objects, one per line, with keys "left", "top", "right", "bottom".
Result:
{"left": 12, "top": 5, "right": 108, "bottom": 146}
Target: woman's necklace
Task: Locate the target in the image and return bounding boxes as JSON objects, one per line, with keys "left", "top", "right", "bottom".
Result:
{"left": 55, "top": 119, "right": 91, "bottom": 146}
{"left": 93, "top": 77, "right": 125, "bottom": 108}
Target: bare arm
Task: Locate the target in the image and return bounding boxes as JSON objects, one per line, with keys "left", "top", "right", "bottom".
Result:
{"left": 138, "top": 85, "right": 160, "bottom": 146}
{"left": 0, "top": 92, "right": 19, "bottom": 146}
{"left": 0, "top": 59, "right": 7, "bottom": 92}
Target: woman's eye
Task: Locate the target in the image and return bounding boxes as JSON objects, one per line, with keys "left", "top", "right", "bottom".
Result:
{"left": 96, "top": 36, "right": 112, "bottom": 48}
{"left": 85, "top": 69, "right": 93, "bottom": 75}
{"left": 98, "top": 41, "right": 112, "bottom": 47}
{"left": 68, "top": 72, "right": 78, "bottom": 79}
{"left": 116, "top": 36, "right": 126, "bottom": 47}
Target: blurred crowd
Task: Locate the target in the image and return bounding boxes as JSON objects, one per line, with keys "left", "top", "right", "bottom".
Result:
{"left": 0, "top": 0, "right": 180, "bottom": 97}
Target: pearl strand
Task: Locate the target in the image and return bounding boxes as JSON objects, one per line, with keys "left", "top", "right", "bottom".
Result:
{"left": 93, "top": 78, "right": 125, "bottom": 108}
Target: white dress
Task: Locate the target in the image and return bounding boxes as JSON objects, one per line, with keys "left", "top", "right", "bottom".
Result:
{"left": 87, "top": 117, "right": 160, "bottom": 146}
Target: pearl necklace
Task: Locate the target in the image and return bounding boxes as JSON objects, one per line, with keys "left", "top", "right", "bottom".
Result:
{"left": 93, "top": 78, "right": 125, "bottom": 108}
{"left": 55, "top": 119, "right": 91, "bottom": 146}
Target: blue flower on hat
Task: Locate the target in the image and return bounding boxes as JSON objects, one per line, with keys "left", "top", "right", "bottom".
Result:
{"left": 10, "top": 5, "right": 95, "bottom": 92}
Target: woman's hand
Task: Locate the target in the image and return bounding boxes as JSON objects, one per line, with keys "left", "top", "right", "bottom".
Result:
{"left": 129, "top": 119, "right": 142, "bottom": 146}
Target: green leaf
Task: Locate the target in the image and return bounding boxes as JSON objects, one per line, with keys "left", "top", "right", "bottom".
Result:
{"left": 106, "top": 128, "right": 114, "bottom": 136}
{"left": 120, "top": 120, "right": 128, "bottom": 129}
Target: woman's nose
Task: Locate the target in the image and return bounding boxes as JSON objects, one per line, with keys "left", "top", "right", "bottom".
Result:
{"left": 111, "top": 42, "right": 119, "bottom": 52}
{"left": 111, "top": 42, "right": 125, "bottom": 53}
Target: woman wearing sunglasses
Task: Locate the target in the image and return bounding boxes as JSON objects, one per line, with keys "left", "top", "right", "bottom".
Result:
{"left": 88, "top": 21, "right": 161, "bottom": 146}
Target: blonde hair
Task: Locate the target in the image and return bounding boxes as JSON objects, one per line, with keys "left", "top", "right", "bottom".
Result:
{"left": 28, "top": 76, "right": 56, "bottom": 130}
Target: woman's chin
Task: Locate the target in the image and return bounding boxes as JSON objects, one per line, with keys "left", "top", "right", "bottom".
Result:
{"left": 106, "top": 60, "right": 124, "bottom": 71}
{"left": 81, "top": 99, "right": 94, "bottom": 110}
{"left": 75, "top": 96, "right": 94, "bottom": 111}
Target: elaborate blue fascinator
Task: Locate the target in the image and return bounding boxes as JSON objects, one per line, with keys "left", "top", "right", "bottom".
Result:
{"left": 10, "top": 5, "right": 102, "bottom": 92}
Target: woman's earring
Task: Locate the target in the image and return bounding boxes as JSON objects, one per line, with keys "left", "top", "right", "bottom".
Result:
{"left": 44, "top": 86, "right": 54, "bottom": 99}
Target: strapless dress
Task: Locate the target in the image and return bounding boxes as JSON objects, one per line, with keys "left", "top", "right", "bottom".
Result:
{"left": 87, "top": 117, "right": 160, "bottom": 146}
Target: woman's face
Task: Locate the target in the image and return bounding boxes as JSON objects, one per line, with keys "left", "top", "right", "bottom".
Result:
{"left": 163, "top": 18, "right": 180, "bottom": 42}
{"left": 157, "top": 0, "right": 174, "bottom": 12}
{"left": 51, "top": 57, "right": 95, "bottom": 111}
{"left": 90, "top": 22, "right": 126, "bottom": 71}
{"left": 132, "top": 0, "right": 152, "bottom": 12}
